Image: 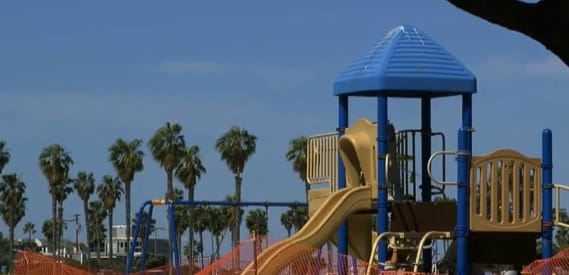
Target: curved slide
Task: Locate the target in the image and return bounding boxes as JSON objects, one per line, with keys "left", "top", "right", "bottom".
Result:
{"left": 242, "top": 185, "right": 372, "bottom": 274}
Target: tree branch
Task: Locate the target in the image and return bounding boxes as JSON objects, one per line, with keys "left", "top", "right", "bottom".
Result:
{"left": 447, "top": 0, "right": 569, "bottom": 66}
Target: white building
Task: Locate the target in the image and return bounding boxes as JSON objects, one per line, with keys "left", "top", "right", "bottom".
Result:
{"left": 95, "top": 225, "right": 142, "bottom": 258}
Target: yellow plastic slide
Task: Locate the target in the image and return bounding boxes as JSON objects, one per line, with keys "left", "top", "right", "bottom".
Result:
{"left": 242, "top": 185, "right": 372, "bottom": 274}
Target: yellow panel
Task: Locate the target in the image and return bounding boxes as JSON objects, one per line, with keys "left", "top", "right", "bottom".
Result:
{"left": 470, "top": 149, "right": 542, "bottom": 233}
{"left": 338, "top": 118, "right": 378, "bottom": 188}
{"left": 307, "top": 188, "right": 330, "bottom": 217}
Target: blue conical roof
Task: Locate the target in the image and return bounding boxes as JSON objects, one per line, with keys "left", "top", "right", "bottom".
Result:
{"left": 334, "top": 25, "right": 476, "bottom": 97}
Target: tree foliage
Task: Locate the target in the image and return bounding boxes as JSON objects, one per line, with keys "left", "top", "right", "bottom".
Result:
{"left": 447, "top": 0, "right": 569, "bottom": 66}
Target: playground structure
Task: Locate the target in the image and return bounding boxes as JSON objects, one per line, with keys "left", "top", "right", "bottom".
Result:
{"left": 119, "top": 24, "right": 569, "bottom": 275}
{"left": 235, "top": 24, "right": 567, "bottom": 274}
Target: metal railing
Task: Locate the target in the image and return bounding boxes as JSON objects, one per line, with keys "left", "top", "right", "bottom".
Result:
{"left": 554, "top": 184, "right": 569, "bottom": 228}
{"left": 396, "top": 130, "right": 447, "bottom": 200}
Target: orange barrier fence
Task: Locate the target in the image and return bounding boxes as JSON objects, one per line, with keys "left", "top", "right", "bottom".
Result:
{"left": 522, "top": 247, "right": 569, "bottom": 274}
{"left": 13, "top": 252, "right": 92, "bottom": 275}
{"left": 197, "top": 239, "right": 436, "bottom": 275}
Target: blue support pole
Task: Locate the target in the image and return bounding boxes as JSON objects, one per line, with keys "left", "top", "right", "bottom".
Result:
{"left": 542, "top": 129, "right": 553, "bottom": 259}
{"left": 126, "top": 200, "right": 152, "bottom": 274}
{"left": 377, "top": 96, "right": 389, "bottom": 265}
{"left": 456, "top": 94, "right": 472, "bottom": 275}
{"left": 139, "top": 205, "right": 154, "bottom": 271}
{"left": 338, "top": 95, "right": 349, "bottom": 273}
{"left": 168, "top": 203, "right": 181, "bottom": 275}
{"left": 421, "top": 97, "right": 432, "bottom": 271}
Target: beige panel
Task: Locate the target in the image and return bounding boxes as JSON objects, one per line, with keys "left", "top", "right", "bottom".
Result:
{"left": 338, "top": 118, "right": 378, "bottom": 189}
{"left": 307, "top": 188, "right": 330, "bottom": 217}
{"left": 306, "top": 132, "right": 338, "bottom": 191}
{"left": 470, "top": 149, "right": 541, "bottom": 232}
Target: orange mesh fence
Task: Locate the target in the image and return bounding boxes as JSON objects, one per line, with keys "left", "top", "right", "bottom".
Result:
{"left": 196, "top": 239, "right": 436, "bottom": 275}
{"left": 13, "top": 251, "right": 174, "bottom": 275}
{"left": 13, "top": 251, "right": 92, "bottom": 275}
{"left": 522, "top": 247, "right": 569, "bottom": 274}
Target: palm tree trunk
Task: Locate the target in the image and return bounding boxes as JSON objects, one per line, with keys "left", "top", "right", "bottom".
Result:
{"left": 52, "top": 197, "right": 57, "bottom": 257}
{"left": 199, "top": 232, "right": 204, "bottom": 268}
{"left": 9, "top": 224, "right": 14, "bottom": 260}
{"left": 304, "top": 181, "right": 310, "bottom": 203}
{"left": 96, "top": 235, "right": 101, "bottom": 269}
{"left": 234, "top": 174, "right": 242, "bottom": 271}
{"left": 58, "top": 204, "right": 63, "bottom": 259}
{"left": 166, "top": 169, "right": 174, "bottom": 274}
{"left": 210, "top": 233, "right": 215, "bottom": 261}
{"left": 108, "top": 209, "right": 113, "bottom": 264}
{"left": 83, "top": 200, "right": 91, "bottom": 269}
{"left": 188, "top": 185, "right": 195, "bottom": 274}
{"left": 233, "top": 174, "right": 242, "bottom": 248}
{"left": 125, "top": 181, "right": 132, "bottom": 255}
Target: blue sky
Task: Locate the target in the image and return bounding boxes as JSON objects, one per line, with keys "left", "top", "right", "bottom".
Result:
{"left": 1, "top": 1, "right": 569, "bottom": 256}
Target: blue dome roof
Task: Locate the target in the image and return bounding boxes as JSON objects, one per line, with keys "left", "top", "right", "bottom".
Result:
{"left": 334, "top": 25, "right": 477, "bottom": 97}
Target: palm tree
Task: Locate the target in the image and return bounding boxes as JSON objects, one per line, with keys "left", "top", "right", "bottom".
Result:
{"left": 215, "top": 126, "right": 257, "bottom": 249}
{"left": 173, "top": 188, "right": 188, "bottom": 264}
{"left": 23, "top": 222, "right": 36, "bottom": 242}
{"left": 175, "top": 144, "right": 206, "bottom": 273}
{"left": 109, "top": 138, "right": 144, "bottom": 253}
{"left": 0, "top": 173, "right": 26, "bottom": 257}
{"left": 245, "top": 209, "right": 268, "bottom": 253}
{"left": 286, "top": 136, "right": 309, "bottom": 202}
{"left": 149, "top": 122, "right": 185, "bottom": 269}
{"left": 42, "top": 219, "right": 55, "bottom": 246}
{"left": 291, "top": 206, "right": 308, "bottom": 232}
{"left": 148, "top": 122, "right": 185, "bottom": 201}
{"left": 39, "top": 144, "right": 73, "bottom": 257}
{"left": 72, "top": 171, "right": 95, "bottom": 265}
{"left": 280, "top": 211, "right": 293, "bottom": 237}
{"left": 193, "top": 206, "right": 208, "bottom": 268}
{"left": 0, "top": 141, "right": 10, "bottom": 174}
{"left": 97, "top": 175, "right": 123, "bottom": 261}
{"left": 206, "top": 206, "right": 230, "bottom": 260}
{"left": 88, "top": 200, "right": 107, "bottom": 267}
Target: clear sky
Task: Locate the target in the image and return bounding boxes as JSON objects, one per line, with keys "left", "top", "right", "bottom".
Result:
{"left": 1, "top": 1, "right": 569, "bottom": 256}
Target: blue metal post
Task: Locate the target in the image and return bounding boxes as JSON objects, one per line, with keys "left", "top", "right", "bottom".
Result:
{"left": 168, "top": 203, "right": 181, "bottom": 275}
{"left": 139, "top": 205, "right": 154, "bottom": 271}
{"left": 338, "top": 95, "right": 349, "bottom": 273}
{"left": 126, "top": 200, "right": 151, "bottom": 274}
{"left": 542, "top": 129, "right": 553, "bottom": 259}
{"left": 421, "top": 97, "right": 432, "bottom": 271}
{"left": 377, "top": 96, "right": 389, "bottom": 264}
{"left": 456, "top": 94, "right": 472, "bottom": 275}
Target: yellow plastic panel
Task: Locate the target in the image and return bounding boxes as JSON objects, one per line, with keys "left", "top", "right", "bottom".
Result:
{"left": 470, "top": 149, "right": 542, "bottom": 232}
{"left": 338, "top": 118, "right": 378, "bottom": 188}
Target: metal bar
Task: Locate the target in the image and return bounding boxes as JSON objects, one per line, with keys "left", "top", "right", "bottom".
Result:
{"left": 427, "top": 151, "right": 466, "bottom": 186}
{"left": 456, "top": 94, "right": 472, "bottom": 275}
{"left": 170, "top": 200, "right": 308, "bottom": 207}
{"left": 413, "top": 231, "right": 452, "bottom": 273}
{"left": 412, "top": 133, "right": 417, "bottom": 200}
{"left": 377, "top": 95, "right": 389, "bottom": 266}
{"left": 337, "top": 95, "right": 349, "bottom": 274}
{"left": 139, "top": 205, "right": 154, "bottom": 271}
{"left": 542, "top": 129, "right": 553, "bottom": 258}
{"left": 366, "top": 232, "right": 405, "bottom": 275}
{"left": 167, "top": 203, "right": 181, "bottom": 275}
{"left": 126, "top": 200, "right": 151, "bottom": 274}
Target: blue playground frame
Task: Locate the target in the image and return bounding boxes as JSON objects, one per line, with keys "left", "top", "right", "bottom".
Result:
{"left": 125, "top": 199, "right": 307, "bottom": 275}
